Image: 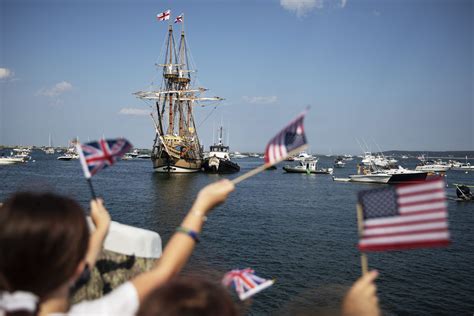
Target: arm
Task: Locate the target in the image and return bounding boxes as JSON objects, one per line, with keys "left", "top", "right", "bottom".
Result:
{"left": 131, "top": 179, "right": 235, "bottom": 302}
{"left": 342, "top": 270, "right": 380, "bottom": 316}
{"left": 85, "top": 198, "right": 111, "bottom": 268}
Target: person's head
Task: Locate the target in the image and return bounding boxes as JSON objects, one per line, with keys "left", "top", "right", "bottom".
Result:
{"left": 0, "top": 192, "right": 89, "bottom": 304}
{"left": 137, "top": 276, "right": 238, "bottom": 316}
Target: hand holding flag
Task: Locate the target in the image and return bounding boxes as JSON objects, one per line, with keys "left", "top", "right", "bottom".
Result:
{"left": 356, "top": 177, "right": 450, "bottom": 274}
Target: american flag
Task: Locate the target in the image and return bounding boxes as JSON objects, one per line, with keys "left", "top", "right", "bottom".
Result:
{"left": 156, "top": 10, "right": 171, "bottom": 21}
{"left": 76, "top": 138, "right": 133, "bottom": 179}
{"left": 174, "top": 14, "right": 183, "bottom": 23}
{"left": 264, "top": 110, "right": 308, "bottom": 165}
{"left": 358, "top": 178, "right": 450, "bottom": 252}
{"left": 222, "top": 268, "right": 274, "bottom": 301}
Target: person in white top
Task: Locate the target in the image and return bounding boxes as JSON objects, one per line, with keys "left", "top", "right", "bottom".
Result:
{"left": 0, "top": 179, "right": 235, "bottom": 316}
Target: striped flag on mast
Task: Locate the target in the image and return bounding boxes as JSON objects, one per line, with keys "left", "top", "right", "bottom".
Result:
{"left": 358, "top": 177, "right": 450, "bottom": 252}
{"left": 264, "top": 109, "right": 308, "bottom": 165}
{"left": 157, "top": 9, "right": 171, "bottom": 21}
{"left": 222, "top": 268, "right": 274, "bottom": 301}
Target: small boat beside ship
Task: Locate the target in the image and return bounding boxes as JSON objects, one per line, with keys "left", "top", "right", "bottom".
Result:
{"left": 202, "top": 126, "right": 240, "bottom": 174}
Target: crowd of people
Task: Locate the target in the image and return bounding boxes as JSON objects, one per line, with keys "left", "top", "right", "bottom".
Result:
{"left": 0, "top": 179, "right": 380, "bottom": 315}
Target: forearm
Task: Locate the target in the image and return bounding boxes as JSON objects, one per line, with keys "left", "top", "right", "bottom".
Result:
{"left": 132, "top": 201, "right": 208, "bottom": 302}
{"left": 85, "top": 228, "right": 108, "bottom": 267}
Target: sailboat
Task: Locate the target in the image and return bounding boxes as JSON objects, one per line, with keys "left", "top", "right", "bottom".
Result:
{"left": 44, "top": 133, "right": 55, "bottom": 154}
{"left": 135, "top": 22, "right": 223, "bottom": 173}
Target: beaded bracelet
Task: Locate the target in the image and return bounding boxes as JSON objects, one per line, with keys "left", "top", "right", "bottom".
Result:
{"left": 176, "top": 226, "right": 200, "bottom": 243}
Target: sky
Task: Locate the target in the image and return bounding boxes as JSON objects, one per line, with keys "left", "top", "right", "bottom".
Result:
{"left": 0, "top": 0, "right": 472, "bottom": 154}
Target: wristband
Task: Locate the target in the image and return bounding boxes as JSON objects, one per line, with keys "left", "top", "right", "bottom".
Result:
{"left": 176, "top": 226, "right": 200, "bottom": 243}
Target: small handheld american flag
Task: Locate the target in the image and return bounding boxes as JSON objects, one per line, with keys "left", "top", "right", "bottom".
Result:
{"left": 264, "top": 109, "right": 308, "bottom": 165}
{"left": 76, "top": 138, "right": 132, "bottom": 179}
{"left": 222, "top": 268, "right": 275, "bottom": 301}
{"left": 357, "top": 178, "right": 450, "bottom": 252}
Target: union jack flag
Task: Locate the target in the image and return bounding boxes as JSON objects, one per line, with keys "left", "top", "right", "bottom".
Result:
{"left": 174, "top": 14, "right": 183, "bottom": 23}
{"left": 264, "top": 109, "right": 308, "bottom": 165}
{"left": 157, "top": 9, "right": 171, "bottom": 21}
{"left": 76, "top": 138, "right": 133, "bottom": 179}
{"left": 222, "top": 268, "right": 274, "bottom": 301}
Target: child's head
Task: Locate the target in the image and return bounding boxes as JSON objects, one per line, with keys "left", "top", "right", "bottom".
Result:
{"left": 0, "top": 192, "right": 89, "bottom": 301}
{"left": 137, "top": 276, "right": 238, "bottom": 316}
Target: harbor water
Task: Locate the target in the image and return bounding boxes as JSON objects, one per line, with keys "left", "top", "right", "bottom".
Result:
{"left": 1, "top": 153, "right": 473, "bottom": 315}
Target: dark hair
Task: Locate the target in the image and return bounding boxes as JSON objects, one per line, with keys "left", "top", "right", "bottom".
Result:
{"left": 137, "top": 277, "right": 238, "bottom": 316}
{"left": 0, "top": 192, "right": 89, "bottom": 301}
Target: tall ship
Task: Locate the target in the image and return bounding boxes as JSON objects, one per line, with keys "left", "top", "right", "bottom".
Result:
{"left": 134, "top": 22, "right": 223, "bottom": 173}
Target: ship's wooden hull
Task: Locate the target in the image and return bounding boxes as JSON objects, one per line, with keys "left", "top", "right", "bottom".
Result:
{"left": 152, "top": 156, "right": 202, "bottom": 173}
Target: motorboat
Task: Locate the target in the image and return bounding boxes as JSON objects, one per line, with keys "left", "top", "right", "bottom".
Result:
{"left": 57, "top": 154, "right": 78, "bottom": 161}
{"left": 0, "top": 155, "right": 26, "bottom": 165}
{"left": 283, "top": 160, "right": 333, "bottom": 174}
{"left": 202, "top": 127, "right": 240, "bottom": 174}
{"left": 449, "top": 157, "right": 474, "bottom": 171}
{"left": 137, "top": 154, "right": 151, "bottom": 159}
{"left": 415, "top": 159, "right": 450, "bottom": 172}
{"left": 349, "top": 173, "right": 392, "bottom": 184}
{"left": 384, "top": 166, "right": 428, "bottom": 183}
{"left": 293, "top": 151, "right": 314, "bottom": 161}
{"left": 334, "top": 156, "right": 346, "bottom": 168}
{"left": 231, "top": 152, "right": 248, "bottom": 159}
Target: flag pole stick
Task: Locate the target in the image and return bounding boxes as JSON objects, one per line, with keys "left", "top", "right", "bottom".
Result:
{"left": 356, "top": 203, "right": 369, "bottom": 275}
{"left": 87, "top": 178, "right": 98, "bottom": 201}
{"left": 231, "top": 145, "right": 308, "bottom": 185}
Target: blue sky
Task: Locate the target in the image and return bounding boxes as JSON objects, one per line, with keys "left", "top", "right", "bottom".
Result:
{"left": 0, "top": 0, "right": 472, "bottom": 154}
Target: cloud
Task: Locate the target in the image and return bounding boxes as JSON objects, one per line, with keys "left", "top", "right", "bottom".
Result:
{"left": 280, "top": 0, "right": 324, "bottom": 17}
{"left": 119, "top": 108, "right": 150, "bottom": 116}
{"left": 37, "top": 81, "right": 73, "bottom": 97}
{"left": 0, "top": 68, "right": 14, "bottom": 80}
{"left": 340, "top": 0, "right": 347, "bottom": 8}
{"left": 242, "top": 96, "right": 278, "bottom": 104}
{"left": 373, "top": 10, "right": 381, "bottom": 16}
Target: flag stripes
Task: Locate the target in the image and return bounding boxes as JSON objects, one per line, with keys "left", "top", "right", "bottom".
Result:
{"left": 358, "top": 178, "right": 450, "bottom": 251}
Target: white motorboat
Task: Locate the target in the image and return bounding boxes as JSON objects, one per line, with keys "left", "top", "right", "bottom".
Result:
{"left": 137, "top": 154, "right": 151, "bottom": 159}
{"left": 293, "top": 151, "right": 313, "bottom": 161}
{"left": 349, "top": 173, "right": 392, "bottom": 184}
{"left": 0, "top": 156, "right": 26, "bottom": 165}
{"left": 231, "top": 152, "right": 248, "bottom": 159}
{"left": 283, "top": 159, "right": 333, "bottom": 174}
{"left": 334, "top": 156, "right": 346, "bottom": 168}
{"left": 57, "top": 154, "right": 78, "bottom": 161}
{"left": 449, "top": 157, "right": 474, "bottom": 171}
{"left": 415, "top": 159, "right": 450, "bottom": 172}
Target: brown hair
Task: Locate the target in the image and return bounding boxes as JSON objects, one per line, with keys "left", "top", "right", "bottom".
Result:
{"left": 0, "top": 192, "right": 89, "bottom": 301}
{"left": 137, "top": 276, "right": 238, "bottom": 316}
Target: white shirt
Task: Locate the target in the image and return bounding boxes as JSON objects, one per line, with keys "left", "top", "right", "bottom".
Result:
{"left": 68, "top": 282, "right": 139, "bottom": 316}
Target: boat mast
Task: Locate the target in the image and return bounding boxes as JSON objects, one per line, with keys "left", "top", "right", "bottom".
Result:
{"left": 166, "top": 25, "right": 174, "bottom": 135}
